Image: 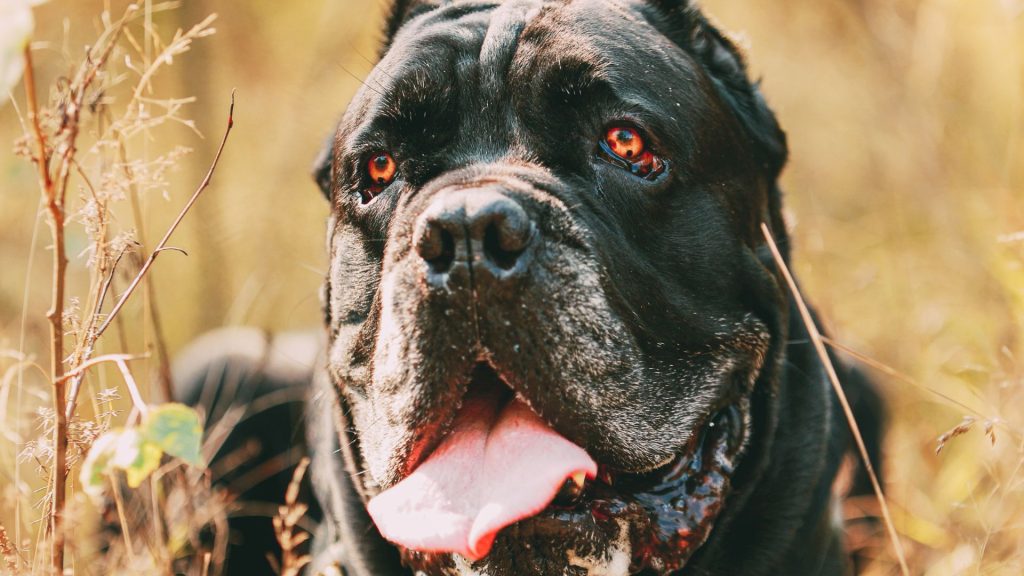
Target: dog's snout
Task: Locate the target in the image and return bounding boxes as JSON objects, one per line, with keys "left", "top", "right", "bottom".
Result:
{"left": 414, "top": 188, "right": 535, "bottom": 281}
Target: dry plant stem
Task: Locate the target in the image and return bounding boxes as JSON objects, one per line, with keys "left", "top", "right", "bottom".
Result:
{"left": 759, "top": 223, "right": 910, "bottom": 576}
{"left": 819, "top": 336, "right": 1009, "bottom": 429}
{"left": 22, "top": 9, "right": 138, "bottom": 569}
{"left": 64, "top": 90, "right": 236, "bottom": 420}
{"left": 96, "top": 90, "right": 236, "bottom": 339}
{"left": 64, "top": 248, "right": 130, "bottom": 420}
{"left": 121, "top": 146, "right": 174, "bottom": 401}
{"left": 23, "top": 44, "right": 70, "bottom": 573}
{"left": 56, "top": 353, "right": 148, "bottom": 386}
{"left": 274, "top": 457, "right": 312, "bottom": 576}
{"left": 145, "top": 276, "right": 174, "bottom": 401}
{"left": 148, "top": 475, "right": 166, "bottom": 567}
{"left": 109, "top": 476, "right": 136, "bottom": 564}
{"left": 115, "top": 359, "right": 149, "bottom": 417}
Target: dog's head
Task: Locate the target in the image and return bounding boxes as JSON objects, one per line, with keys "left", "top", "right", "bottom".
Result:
{"left": 317, "top": 1, "right": 791, "bottom": 574}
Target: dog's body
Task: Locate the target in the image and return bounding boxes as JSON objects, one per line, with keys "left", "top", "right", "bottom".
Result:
{"left": 177, "top": 1, "right": 885, "bottom": 574}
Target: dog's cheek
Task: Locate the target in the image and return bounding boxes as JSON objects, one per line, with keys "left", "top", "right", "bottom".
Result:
{"left": 327, "top": 224, "right": 381, "bottom": 329}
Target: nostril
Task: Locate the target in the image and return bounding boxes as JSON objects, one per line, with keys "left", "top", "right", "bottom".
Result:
{"left": 415, "top": 214, "right": 459, "bottom": 274}
{"left": 483, "top": 219, "right": 528, "bottom": 271}
{"left": 426, "top": 226, "right": 456, "bottom": 273}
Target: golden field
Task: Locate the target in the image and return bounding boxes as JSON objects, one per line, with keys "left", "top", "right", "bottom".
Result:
{"left": 0, "top": 0, "right": 1021, "bottom": 574}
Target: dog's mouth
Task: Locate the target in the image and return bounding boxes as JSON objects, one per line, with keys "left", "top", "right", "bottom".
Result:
{"left": 366, "top": 364, "right": 749, "bottom": 575}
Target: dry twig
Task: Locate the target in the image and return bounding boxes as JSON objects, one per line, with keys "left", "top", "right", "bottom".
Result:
{"left": 13, "top": 4, "right": 228, "bottom": 573}
{"left": 63, "top": 90, "right": 236, "bottom": 421}
{"left": 96, "top": 90, "right": 235, "bottom": 339}
{"left": 21, "top": 7, "right": 138, "bottom": 568}
{"left": 760, "top": 222, "right": 911, "bottom": 576}
{"left": 270, "top": 457, "right": 312, "bottom": 576}
{"left": 936, "top": 417, "right": 977, "bottom": 454}
{"left": 0, "top": 523, "right": 22, "bottom": 574}
{"left": 22, "top": 42, "right": 70, "bottom": 574}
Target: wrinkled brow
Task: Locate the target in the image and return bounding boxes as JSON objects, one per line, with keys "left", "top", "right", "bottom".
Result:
{"left": 377, "top": 69, "right": 458, "bottom": 127}
{"left": 513, "top": 55, "right": 614, "bottom": 116}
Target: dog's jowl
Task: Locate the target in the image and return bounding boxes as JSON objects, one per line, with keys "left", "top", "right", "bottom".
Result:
{"left": 180, "top": 1, "right": 887, "bottom": 574}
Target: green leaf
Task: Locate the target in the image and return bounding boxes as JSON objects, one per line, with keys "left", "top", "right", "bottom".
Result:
{"left": 142, "top": 403, "right": 204, "bottom": 467}
{"left": 123, "top": 432, "right": 164, "bottom": 488}
{"left": 108, "top": 428, "right": 163, "bottom": 489}
{"left": 79, "top": 404, "right": 205, "bottom": 503}
{"left": 80, "top": 430, "right": 121, "bottom": 499}
{"left": 80, "top": 427, "right": 165, "bottom": 495}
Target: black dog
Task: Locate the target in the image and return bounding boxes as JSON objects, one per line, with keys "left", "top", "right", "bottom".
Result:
{"left": 177, "top": 1, "right": 886, "bottom": 574}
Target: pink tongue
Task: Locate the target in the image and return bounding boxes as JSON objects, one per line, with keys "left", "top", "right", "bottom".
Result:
{"left": 366, "top": 388, "right": 597, "bottom": 561}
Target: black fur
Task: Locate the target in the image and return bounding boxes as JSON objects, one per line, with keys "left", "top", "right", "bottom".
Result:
{"left": 181, "top": 2, "right": 886, "bottom": 574}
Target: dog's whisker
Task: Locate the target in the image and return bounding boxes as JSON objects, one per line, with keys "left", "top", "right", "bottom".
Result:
{"left": 333, "top": 60, "right": 383, "bottom": 97}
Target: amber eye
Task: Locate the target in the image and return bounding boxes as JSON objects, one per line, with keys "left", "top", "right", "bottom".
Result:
{"left": 604, "top": 127, "right": 645, "bottom": 159}
{"left": 597, "top": 125, "right": 668, "bottom": 181}
{"left": 368, "top": 152, "right": 397, "bottom": 186}
{"left": 362, "top": 152, "right": 397, "bottom": 203}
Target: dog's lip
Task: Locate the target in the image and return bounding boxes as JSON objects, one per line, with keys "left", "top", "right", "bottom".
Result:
{"left": 391, "top": 365, "right": 751, "bottom": 575}
{"left": 540, "top": 399, "right": 748, "bottom": 573}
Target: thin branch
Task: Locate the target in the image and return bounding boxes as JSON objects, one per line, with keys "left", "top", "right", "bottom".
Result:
{"left": 118, "top": 134, "right": 174, "bottom": 403}
{"left": 64, "top": 246, "right": 130, "bottom": 420}
{"left": 22, "top": 47, "right": 51, "bottom": 193}
{"left": 154, "top": 246, "right": 189, "bottom": 256}
{"left": 109, "top": 475, "right": 136, "bottom": 564}
{"left": 114, "top": 359, "right": 149, "bottom": 417}
{"left": 24, "top": 9, "right": 139, "bottom": 568}
{"left": 23, "top": 43, "right": 69, "bottom": 573}
{"left": 96, "top": 89, "right": 236, "bottom": 338}
{"left": 760, "top": 223, "right": 910, "bottom": 576}
{"left": 54, "top": 4, "right": 138, "bottom": 208}
{"left": 55, "top": 353, "right": 149, "bottom": 386}
{"left": 820, "top": 336, "right": 1017, "bottom": 433}
{"left": 129, "top": 14, "right": 218, "bottom": 105}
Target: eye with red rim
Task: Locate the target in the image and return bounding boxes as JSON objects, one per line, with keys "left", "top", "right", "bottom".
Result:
{"left": 362, "top": 151, "right": 397, "bottom": 203}
{"left": 598, "top": 125, "right": 668, "bottom": 180}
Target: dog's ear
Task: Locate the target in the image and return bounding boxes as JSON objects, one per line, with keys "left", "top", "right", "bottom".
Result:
{"left": 382, "top": 0, "right": 444, "bottom": 53}
{"left": 312, "top": 131, "right": 335, "bottom": 200}
{"left": 649, "top": 1, "right": 789, "bottom": 252}
{"left": 650, "top": 1, "right": 787, "bottom": 181}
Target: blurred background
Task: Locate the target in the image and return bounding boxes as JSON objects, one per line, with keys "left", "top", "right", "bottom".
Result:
{"left": 1, "top": 0, "right": 1021, "bottom": 574}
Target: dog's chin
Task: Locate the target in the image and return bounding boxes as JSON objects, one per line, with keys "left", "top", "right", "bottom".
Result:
{"left": 393, "top": 381, "right": 750, "bottom": 576}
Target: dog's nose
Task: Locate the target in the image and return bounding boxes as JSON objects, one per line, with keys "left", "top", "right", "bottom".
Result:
{"left": 414, "top": 189, "right": 535, "bottom": 279}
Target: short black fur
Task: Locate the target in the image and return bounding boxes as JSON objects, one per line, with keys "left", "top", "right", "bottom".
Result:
{"left": 190, "top": 2, "right": 887, "bottom": 575}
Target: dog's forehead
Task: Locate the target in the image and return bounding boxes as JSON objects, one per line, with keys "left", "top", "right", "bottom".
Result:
{"left": 371, "top": 0, "right": 684, "bottom": 101}
{"left": 339, "top": 0, "right": 704, "bottom": 159}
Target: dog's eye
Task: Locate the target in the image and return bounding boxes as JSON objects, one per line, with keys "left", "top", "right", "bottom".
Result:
{"left": 598, "top": 126, "right": 668, "bottom": 180}
{"left": 605, "top": 127, "right": 644, "bottom": 159}
{"left": 363, "top": 152, "right": 397, "bottom": 203}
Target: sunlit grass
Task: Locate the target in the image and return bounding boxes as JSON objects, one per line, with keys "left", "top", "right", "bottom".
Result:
{"left": 1, "top": 0, "right": 1021, "bottom": 574}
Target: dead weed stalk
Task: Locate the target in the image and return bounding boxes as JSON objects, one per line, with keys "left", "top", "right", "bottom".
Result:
{"left": 11, "top": 2, "right": 231, "bottom": 573}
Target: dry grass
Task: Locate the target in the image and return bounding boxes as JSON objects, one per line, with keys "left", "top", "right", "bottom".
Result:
{"left": 1, "top": 2, "right": 239, "bottom": 574}
{"left": 710, "top": 2, "right": 1024, "bottom": 573}
{"left": 268, "top": 457, "right": 312, "bottom": 576}
{"left": 0, "top": 0, "right": 1021, "bottom": 575}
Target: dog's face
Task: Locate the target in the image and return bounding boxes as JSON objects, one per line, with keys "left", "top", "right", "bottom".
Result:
{"left": 319, "top": 1, "right": 789, "bottom": 574}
